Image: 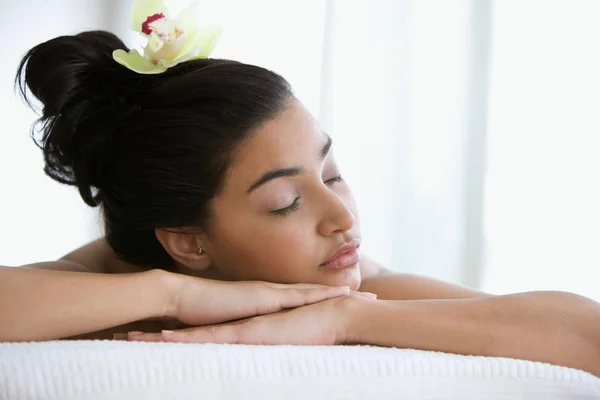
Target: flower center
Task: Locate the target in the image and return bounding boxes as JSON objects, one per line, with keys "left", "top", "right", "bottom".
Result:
{"left": 142, "top": 13, "right": 184, "bottom": 41}
{"left": 141, "top": 13, "right": 165, "bottom": 35}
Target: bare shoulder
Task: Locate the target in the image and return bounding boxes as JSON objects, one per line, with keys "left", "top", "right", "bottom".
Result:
{"left": 20, "top": 260, "right": 96, "bottom": 273}
{"left": 60, "top": 237, "right": 145, "bottom": 274}
{"left": 57, "top": 238, "right": 111, "bottom": 273}
{"left": 18, "top": 238, "right": 143, "bottom": 274}
{"left": 359, "top": 255, "right": 491, "bottom": 300}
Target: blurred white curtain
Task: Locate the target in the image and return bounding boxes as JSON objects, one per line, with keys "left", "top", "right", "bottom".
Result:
{"left": 320, "top": 0, "right": 491, "bottom": 285}
{"left": 481, "top": 0, "right": 600, "bottom": 301}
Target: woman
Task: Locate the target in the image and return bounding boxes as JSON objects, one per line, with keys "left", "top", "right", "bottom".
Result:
{"left": 1, "top": 24, "right": 599, "bottom": 378}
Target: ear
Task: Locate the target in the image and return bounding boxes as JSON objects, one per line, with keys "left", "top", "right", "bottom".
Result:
{"left": 154, "top": 227, "right": 211, "bottom": 271}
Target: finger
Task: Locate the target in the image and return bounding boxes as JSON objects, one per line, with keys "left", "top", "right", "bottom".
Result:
{"left": 161, "top": 326, "right": 241, "bottom": 344}
{"left": 276, "top": 285, "right": 350, "bottom": 310}
{"left": 112, "top": 333, "right": 127, "bottom": 340}
{"left": 265, "top": 282, "right": 341, "bottom": 290}
{"left": 352, "top": 291, "right": 378, "bottom": 299}
{"left": 126, "top": 331, "right": 164, "bottom": 342}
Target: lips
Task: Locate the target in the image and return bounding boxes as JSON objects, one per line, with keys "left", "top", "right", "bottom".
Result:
{"left": 320, "top": 239, "right": 361, "bottom": 269}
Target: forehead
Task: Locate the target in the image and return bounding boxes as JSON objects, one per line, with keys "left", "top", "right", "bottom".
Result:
{"left": 226, "top": 101, "right": 326, "bottom": 184}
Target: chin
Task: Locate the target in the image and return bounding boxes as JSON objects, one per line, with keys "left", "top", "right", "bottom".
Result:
{"left": 319, "top": 263, "right": 362, "bottom": 291}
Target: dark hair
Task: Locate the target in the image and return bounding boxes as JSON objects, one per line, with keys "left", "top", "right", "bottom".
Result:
{"left": 16, "top": 30, "right": 293, "bottom": 269}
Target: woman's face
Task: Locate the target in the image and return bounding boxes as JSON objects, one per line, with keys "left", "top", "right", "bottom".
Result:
{"left": 199, "top": 99, "right": 362, "bottom": 290}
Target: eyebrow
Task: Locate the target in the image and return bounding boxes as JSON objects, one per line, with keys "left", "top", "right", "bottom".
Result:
{"left": 247, "top": 135, "right": 333, "bottom": 193}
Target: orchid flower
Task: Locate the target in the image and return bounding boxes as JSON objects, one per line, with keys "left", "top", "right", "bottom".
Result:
{"left": 113, "top": 0, "right": 222, "bottom": 74}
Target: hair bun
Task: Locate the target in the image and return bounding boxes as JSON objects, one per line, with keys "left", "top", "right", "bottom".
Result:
{"left": 16, "top": 31, "right": 136, "bottom": 206}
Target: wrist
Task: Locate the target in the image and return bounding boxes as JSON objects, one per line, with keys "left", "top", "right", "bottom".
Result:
{"left": 336, "top": 295, "right": 377, "bottom": 344}
{"left": 147, "top": 268, "right": 186, "bottom": 319}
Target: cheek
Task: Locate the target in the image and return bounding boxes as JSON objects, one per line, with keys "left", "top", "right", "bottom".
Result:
{"left": 211, "top": 215, "right": 320, "bottom": 283}
{"left": 259, "top": 229, "right": 311, "bottom": 270}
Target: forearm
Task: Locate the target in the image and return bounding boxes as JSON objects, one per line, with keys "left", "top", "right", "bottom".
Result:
{"left": 347, "top": 291, "right": 600, "bottom": 377}
{"left": 0, "top": 265, "right": 177, "bottom": 341}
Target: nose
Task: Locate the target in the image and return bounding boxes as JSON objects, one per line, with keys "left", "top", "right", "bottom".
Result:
{"left": 317, "top": 189, "right": 356, "bottom": 236}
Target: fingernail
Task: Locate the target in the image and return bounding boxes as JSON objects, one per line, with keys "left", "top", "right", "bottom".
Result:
{"left": 128, "top": 331, "right": 144, "bottom": 336}
{"left": 161, "top": 330, "right": 174, "bottom": 335}
{"left": 360, "top": 292, "right": 378, "bottom": 299}
{"left": 113, "top": 333, "right": 127, "bottom": 340}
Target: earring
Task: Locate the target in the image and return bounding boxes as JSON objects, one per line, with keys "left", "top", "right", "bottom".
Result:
{"left": 197, "top": 248, "right": 206, "bottom": 255}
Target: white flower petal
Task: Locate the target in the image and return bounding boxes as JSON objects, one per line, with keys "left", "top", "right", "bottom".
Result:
{"left": 113, "top": 49, "right": 167, "bottom": 74}
{"left": 130, "top": 0, "right": 169, "bottom": 33}
{"left": 174, "top": 1, "right": 199, "bottom": 38}
{"left": 193, "top": 26, "right": 222, "bottom": 59}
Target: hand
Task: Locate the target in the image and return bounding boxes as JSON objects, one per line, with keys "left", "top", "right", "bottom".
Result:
{"left": 163, "top": 273, "right": 353, "bottom": 327}
{"left": 124, "top": 292, "right": 376, "bottom": 344}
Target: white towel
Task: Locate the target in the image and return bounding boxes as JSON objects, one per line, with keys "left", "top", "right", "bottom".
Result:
{"left": 1, "top": 340, "right": 598, "bottom": 399}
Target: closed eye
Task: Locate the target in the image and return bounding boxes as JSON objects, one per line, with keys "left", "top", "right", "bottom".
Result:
{"left": 270, "top": 197, "right": 301, "bottom": 216}
{"left": 325, "top": 175, "right": 343, "bottom": 185}
{"left": 269, "top": 175, "right": 342, "bottom": 217}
